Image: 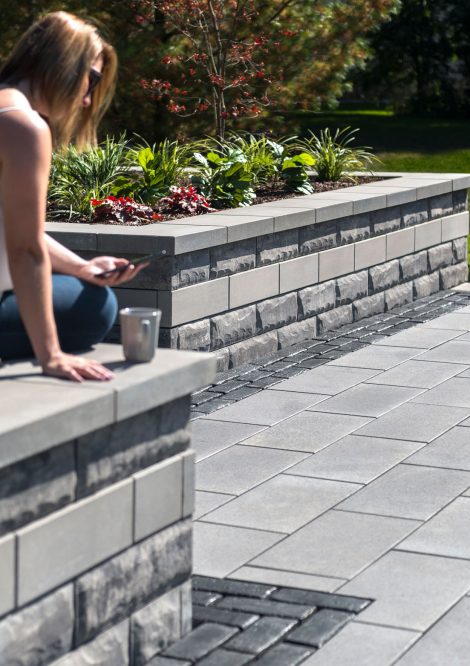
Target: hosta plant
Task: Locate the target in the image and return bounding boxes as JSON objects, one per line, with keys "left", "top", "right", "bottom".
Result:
{"left": 191, "top": 148, "right": 256, "bottom": 208}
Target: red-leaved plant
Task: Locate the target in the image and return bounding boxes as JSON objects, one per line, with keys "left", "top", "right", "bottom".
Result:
{"left": 91, "top": 196, "right": 163, "bottom": 225}
{"left": 159, "top": 186, "right": 215, "bottom": 215}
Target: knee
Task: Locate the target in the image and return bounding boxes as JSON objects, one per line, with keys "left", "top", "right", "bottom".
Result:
{"left": 90, "top": 285, "right": 118, "bottom": 339}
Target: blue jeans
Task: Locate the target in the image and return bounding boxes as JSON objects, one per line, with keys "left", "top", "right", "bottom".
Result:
{"left": 0, "top": 275, "right": 118, "bottom": 361}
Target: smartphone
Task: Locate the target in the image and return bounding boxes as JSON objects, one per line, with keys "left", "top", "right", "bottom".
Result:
{"left": 95, "top": 253, "right": 158, "bottom": 279}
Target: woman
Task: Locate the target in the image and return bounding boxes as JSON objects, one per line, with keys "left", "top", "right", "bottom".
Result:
{"left": 0, "top": 11, "right": 145, "bottom": 382}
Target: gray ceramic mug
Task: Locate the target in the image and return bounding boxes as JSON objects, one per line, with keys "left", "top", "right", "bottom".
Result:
{"left": 119, "top": 307, "right": 161, "bottom": 362}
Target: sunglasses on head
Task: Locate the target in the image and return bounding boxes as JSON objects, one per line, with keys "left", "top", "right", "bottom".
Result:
{"left": 85, "top": 68, "right": 103, "bottom": 97}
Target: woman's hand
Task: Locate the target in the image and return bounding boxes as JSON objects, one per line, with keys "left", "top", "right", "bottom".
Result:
{"left": 75, "top": 256, "right": 149, "bottom": 287}
{"left": 42, "top": 351, "right": 114, "bottom": 382}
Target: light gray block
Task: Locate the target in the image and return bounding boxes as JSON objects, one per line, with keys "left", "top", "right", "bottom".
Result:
{"left": 194, "top": 491, "right": 234, "bottom": 520}
{"left": 210, "top": 239, "right": 256, "bottom": 278}
{"left": 400, "top": 251, "right": 428, "bottom": 280}
{"left": 366, "top": 359, "right": 465, "bottom": 388}
{"left": 256, "top": 229, "right": 298, "bottom": 266}
{"left": 335, "top": 272, "right": 368, "bottom": 306}
{"left": 317, "top": 304, "right": 353, "bottom": 332}
{"left": 253, "top": 510, "right": 418, "bottom": 580}
{"left": 372, "top": 326, "right": 462, "bottom": 349}
{"left": 159, "top": 277, "right": 229, "bottom": 327}
{"left": 279, "top": 253, "right": 319, "bottom": 293}
{"left": 273, "top": 207, "right": 316, "bottom": 233}
{"left": 371, "top": 206, "right": 401, "bottom": 235}
{"left": 319, "top": 245, "right": 354, "bottom": 281}
{"left": 353, "top": 293, "right": 385, "bottom": 321}
{"left": 17, "top": 479, "right": 133, "bottom": 605}
{"left": 412, "top": 376, "right": 470, "bottom": 408}
{"left": 182, "top": 450, "right": 195, "bottom": 518}
{"left": 53, "top": 621, "right": 129, "bottom": 666}
{"left": 229, "top": 264, "right": 279, "bottom": 309}
{"left": 177, "top": 320, "right": 210, "bottom": 351}
{"left": 228, "top": 331, "right": 278, "bottom": 367}
{"left": 413, "top": 273, "right": 440, "bottom": 299}
{"left": 0, "top": 534, "right": 15, "bottom": 617}
{"left": 198, "top": 212, "right": 273, "bottom": 243}
{"left": 386, "top": 228, "right": 414, "bottom": 260}
{"left": 406, "top": 426, "right": 470, "bottom": 472}
{"left": 213, "top": 348, "right": 230, "bottom": 373}
{"left": 429, "top": 192, "right": 453, "bottom": 218}
{"left": 190, "top": 419, "right": 265, "bottom": 462}
{"left": 423, "top": 311, "right": 470, "bottom": 330}
{"left": 229, "top": 567, "right": 343, "bottom": 593}
{"left": 299, "top": 221, "right": 337, "bottom": 255}
{"left": 417, "top": 339, "right": 470, "bottom": 363}
{"left": 256, "top": 293, "right": 297, "bottom": 333}
{"left": 427, "top": 243, "right": 453, "bottom": 271}
{"left": 306, "top": 198, "right": 353, "bottom": 223}
{"left": 384, "top": 283, "right": 413, "bottom": 311}
{"left": 354, "top": 236, "right": 386, "bottom": 271}
{"left": 452, "top": 175, "right": 470, "bottom": 190}
{"left": 440, "top": 262, "right": 468, "bottom": 289}
{"left": 277, "top": 318, "right": 317, "bottom": 348}
{"left": 309, "top": 383, "right": 421, "bottom": 418}
{"left": 210, "top": 306, "right": 256, "bottom": 349}
{"left": 339, "top": 550, "right": 470, "bottom": 631}
{"left": 338, "top": 214, "right": 370, "bottom": 244}
{"left": 441, "top": 211, "right": 469, "bottom": 242}
{"left": 402, "top": 200, "right": 429, "bottom": 227}
{"left": 298, "top": 281, "right": 336, "bottom": 319}
{"left": 46, "top": 224, "right": 98, "bottom": 251}
{"left": 330, "top": 344, "right": 419, "bottom": 370}
{"left": 453, "top": 237, "right": 467, "bottom": 263}
{"left": 180, "top": 579, "right": 192, "bottom": 635}
{"left": 131, "top": 587, "right": 181, "bottom": 666}
{"left": 0, "top": 586, "right": 73, "bottom": 664}
{"left": 271, "top": 365, "right": 380, "bottom": 395}
{"left": 369, "top": 260, "right": 400, "bottom": 293}
{"left": 134, "top": 457, "right": 183, "bottom": 542}
{"left": 415, "top": 219, "right": 442, "bottom": 251}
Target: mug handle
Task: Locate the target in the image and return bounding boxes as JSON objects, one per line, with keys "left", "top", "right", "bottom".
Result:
{"left": 142, "top": 319, "right": 151, "bottom": 343}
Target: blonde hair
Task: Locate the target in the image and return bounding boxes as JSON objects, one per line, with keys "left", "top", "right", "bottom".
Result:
{"left": 0, "top": 11, "right": 117, "bottom": 149}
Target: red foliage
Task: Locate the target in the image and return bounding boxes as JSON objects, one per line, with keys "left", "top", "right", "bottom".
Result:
{"left": 91, "top": 196, "right": 163, "bottom": 225}
{"left": 159, "top": 186, "right": 215, "bottom": 215}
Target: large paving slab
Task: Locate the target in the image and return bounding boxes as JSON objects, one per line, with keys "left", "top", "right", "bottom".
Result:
{"left": 190, "top": 419, "right": 265, "bottom": 461}
{"left": 371, "top": 326, "right": 463, "bottom": 349}
{"left": 194, "top": 491, "right": 235, "bottom": 520}
{"left": 422, "top": 312, "right": 470, "bottom": 330}
{"left": 307, "top": 384, "right": 423, "bottom": 417}
{"left": 411, "top": 376, "right": 470, "bottom": 408}
{"left": 365, "top": 360, "right": 468, "bottom": 389}
{"left": 404, "top": 426, "right": 470, "bottom": 471}
{"left": 269, "top": 365, "right": 381, "bottom": 395}
{"left": 328, "top": 346, "right": 421, "bottom": 370}
{"left": 227, "top": 567, "right": 345, "bottom": 593}
{"left": 416, "top": 340, "right": 470, "bottom": 364}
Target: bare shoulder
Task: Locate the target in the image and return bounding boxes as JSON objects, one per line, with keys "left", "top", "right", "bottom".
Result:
{"left": 0, "top": 89, "right": 51, "bottom": 155}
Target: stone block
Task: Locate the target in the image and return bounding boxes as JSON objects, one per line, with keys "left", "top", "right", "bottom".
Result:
{"left": 429, "top": 192, "right": 454, "bottom": 219}
{"left": 415, "top": 219, "right": 442, "bottom": 251}
{"left": 114, "top": 287, "right": 158, "bottom": 311}
{"left": 228, "top": 331, "right": 278, "bottom": 368}
{"left": 181, "top": 579, "right": 192, "bottom": 635}
{"left": 441, "top": 212, "right": 469, "bottom": 242}
{"left": 354, "top": 236, "right": 386, "bottom": 271}
{"left": 76, "top": 521, "right": 192, "bottom": 644}
{"left": 299, "top": 221, "right": 337, "bottom": 255}
{"left": 176, "top": 250, "right": 210, "bottom": 289}
{"left": 182, "top": 450, "right": 195, "bottom": 518}
{"left": 369, "top": 260, "right": 400, "bottom": 293}
{"left": 256, "top": 293, "right": 298, "bottom": 334}
{"left": 52, "top": 621, "right": 129, "bottom": 666}
{"left": 158, "top": 328, "right": 178, "bottom": 349}
{"left": 384, "top": 284, "right": 413, "bottom": 312}
{"left": 298, "top": 281, "right": 336, "bottom": 319}
{"left": 440, "top": 263, "right": 468, "bottom": 290}
{"left": 213, "top": 348, "right": 230, "bottom": 373}
{"left": 0, "top": 534, "right": 14, "bottom": 617}
{"left": 279, "top": 254, "right": 319, "bottom": 293}
{"left": 0, "top": 585, "right": 73, "bottom": 665}
{"left": 131, "top": 586, "right": 181, "bottom": 665}
{"left": 134, "top": 456, "right": 183, "bottom": 542}
{"left": 413, "top": 273, "right": 440, "bottom": 299}
{"left": 402, "top": 200, "right": 429, "bottom": 227}
{"left": 256, "top": 229, "right": 298, "bottom": 266}
{"left": 0, "top": 443, "right": 75, "bottom": 536}
{"left": 400, "top": 251, "right": 428, "bottom": 281}
{"left": 163, "top": 623, "right": 238, "bottom": 662}
{"left": 453, "top": 238, "right": 467, "bottom": 264}
{"left": 177, "top": 320, "right": 210, "bottom": 351}
{"left": 428, "top": 243, "right": 453, "bottom": 272}
{"left": 277, "top": 319, "right": 317, "bottom": 349}
{"left": 319, "top": 245, "right": 355, "bottom": 281}
{"left": 18, "top": 479, "right": 134, "bottom": 606}
{"left": 317, "top": 305, "right": 353, "bottom": 334}
{"left": 229, "top": 264, "right": 279, "bottom": 309}
{"left": 210, "top": 306, "right": 256, "bottom": 350}
{"left": 353, "top": 293, "right": 385, "bottom": 321}
{"left": 453, "top": 189, "right": 468, "bottom": 213}
{"left": 386, "top": 228, "right": 414, "bottom": 261}
{"left": 159, "top": 277, "right": 229, "bottom": 327}
{"left": 210, "top": 240, "right": 256, "bottom": 278}
{"left": 338, "top": 214, "right": 371, "bottom": 244}
{"left": 76, "top": 398, "right": 190, "bottom": 498}
{"left": 371, "top": 206, "right": 401, "bottom": 235}
{"left": 114, "top": 253, "right": 175, "bottom": 291}
{"left": 336, "top": 272, "right": 368, "bottom": 306}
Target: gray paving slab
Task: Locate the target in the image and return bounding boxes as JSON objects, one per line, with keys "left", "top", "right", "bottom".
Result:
{"left": 285, "top": 435, "right": 424, "bottom": 484}
{"left": 338, "top": 550, "right": 470, "bottom": 631}
{"left": 194, "top": 491, "right": 235, "bottom": 519}
{"left": 372, "top": 326, "right": 463, "bottom": 349}
{"left": 195, "top": 445, "right": 308, "bottom": 495}
{"left": 396, "top": 497, "right": 470, "bottom": 559}
{"left": 269, "top": 365, "right": 381, "bottom": 395}
{"left": 411, "top": 377, "right": 470, "bottom": 408}
{"left": 241, "top": 411, "right": 372, "bottom": 453}
{"left": 329, "top": 346, "right": 421, "bottom": 370}
{"left": 365, "top": 360, "right": 468, "bottom": 388}
{"left": 190, "top": 419, "right": 266, "bottom": 461}
{"left": 193, "top": 522, "right": 284, "bottom": 577}
{"left": 252, "top": 509, "right": 419, "bottom": 579}
{"left": 228, "top": 567, "right": 345, "bottom": 593}
{"left": 455, "top": 331, "right": 470, "bottom": 341}
{"left": 395, "top": 597, "right": 470, "bottom": 666}
{"left": 308, "top": 384, "right": 423, "bottom": 417}
{"left": 355, "top": 403, "right": 470, "bottom": 442}
{"left": 416, "top": 340, "right": 470, "bottom": 364}
{"left": 337, "top": 463, "right": 470, "bottom": 520}
{"left": 204, "top": 389, "right": 328, "bottom": 425}
{"left": 422, "top": 312, "right": 470, "bottom": 330}
{"left": 405, "top": 426, "right": 470, "bottom": 471}
{"left": 200, "top": 475, "right": 360, "bottom": 533}
{"left": 300, "top": 621, "right": 419, "bottom": 666}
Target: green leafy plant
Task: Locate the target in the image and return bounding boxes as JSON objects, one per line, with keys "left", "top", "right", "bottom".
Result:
{"left": 281, "top": 153, "right": 316, "bottom": 194}
{"left": 191, "top": 148, "right": 256, "bottom": 208}
{"left": 220, "top": 133, "right": 287, "bottom": 187}
{"left": 295, "top": 127, "right": 378, "bottom": 182}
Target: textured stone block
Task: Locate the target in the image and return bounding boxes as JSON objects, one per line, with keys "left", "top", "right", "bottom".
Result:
{"left": 279, "top": 253, "right": 319, "bottom": 293}
{"left": 453, "top": 238, "right": 467, "bottom": 263}
{"left": 384, "top": 283, "right": 413, "bottom": 312}
{"left": 453, "top": 189, "right": 468, "bottom": 213}
{"left": 299, "top": 221, "right": 337, "bottom": 255}
{"left": 441, "top": 212, "right": 469, "bottom": 242}
{"left": 402, "top": 200, "right": 429, "bottom": 227}
{"left": 338, "top": 214, "right": 371, "bottom": 244}
{"left": 353, "top": 293, "right": 385, "bottom": 321}
{"left": 229, "top": 264, "right": 279, "bottom": 309}
{"left": 386, "top": 228, "right": 414, "bottom": 261}
{"left": 163, "top": 623, "right": 239, "bottom": 662}
{"left": 256, "top": 293, "right": 298, "bottom": 333}
{"left": 76, "top": 521, "right": 191, "bottom": 644}
{"left": 400, "top": 251, "right": 428, "bottom": 281}
{"left": 228, "top": 331, "right": 278, "bottom": 368}
{"left": 213, "top": 348, "right": 230, "bottom": 373}
{"left": 118, "top": 254, "right": 175, "bottom": 291}
{"left": 76, "top": 398, "right": 190, "bottom": 498}
{"left": 355, "top": 236, "right": 386, "bottom": 271}
{"left": 317, "top": 305, "right": 353, "bottom": 333}
{"left": 159, "top": 277, "right": 229, "bottom": 327}
{"left": 415, "top": 219, "right": 442, "bottom": 251}
{"left": 429, "top": 192, "right": 454, "bottom": 219}
{"left": 175, "top": 250, "right": 210, "bottom": 289}
{"left": 53, "top": 621, "right": 129, "bottom": 666}
{"left": 319, "top": 245, "right": 354, "bottom": 280}
{"left": 440, "top": 263, "right": 468, "bottom": 290}
{"left": 336, "top": 272, "right": 368, "bottom": 306}
{"left": 18, "top": 479, "right": 133, "bottom": 606}
{"left": 181, "top": 579, "right": 192, "bottom": 635}
{"left": 211, "top": 307, "right": 256, "bottom": 350}
{"left": 277, "top": 319, "right": 317, "bottom": 348}
{"left": 0, "top": 443, "right": 75, "bottom": 536}
{"left": 217, "top": 596, "right": 314, "bottom": 620}
{"left": 298, "top": 281, "right": 336, "bottom": 319}
{"left": 369, "top": 260, "right": 400, "bottom": 293}
{"left": 256, "top": 230, "right": 298, "bottom": 266}
{"left": 428, "top": 243, "right": 453, "bottom": 272}
{"left": 210, "top": 240, "right": 256, "bottom": 278}
{"left": 131, "top": 586, "right": 181, "bottom": 665}
{"left": 223, "top": 616, "right": 296, "bottom": 654}
{"left": 0, "top": 585, "right": 73, "bottom": 665}
{"left": 176, "top": 320, "right": 210, "bottom": 352}
{"left": 182, "top": 451, "right": 195, "bottom": 518}
{"left": 0, "top": 534, "right": 14, "bottom": 617}
{"left": 371, "top": 206, "right": 401, "bottom": 235}
{"left": 413, "top": 273, "right": 440, "bottom": 299}
{"left": 287, "top": 609, "right": 353, "bottom": 648}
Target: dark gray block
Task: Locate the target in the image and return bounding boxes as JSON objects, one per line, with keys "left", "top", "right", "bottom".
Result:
{"left": 299, "top": 221, "right": 337, "bottom": 255}
{"left": 256, "top": 293, "right": 298, "bottom": 333}
{"left": 193, "top": 606, "right": 259, "bottom": 629}
{"left": 413, "top": 273, "right": 440, "bottom": 299}
{"left": 353, "top": 293, "right": 385, "bottom": 321}
{"left": 131, "top": 586, "right": 182, "bottom": 666}
{"left": 298, "top": 281, "right": 336, "bottom": 319}
{"left": 429, "top": 192, "right": 454, "bottom": 219}
{"left": 224, "top": 616, "right": 296, "bottom": 655}
{"left": 176, "top": 249, "right": 210, "bottom": 288}
{"left": 369, "top": 260, "right": 400, "bottom": 293}
{"left": 148, "top": 657, "right": 191, "bottom": 666}
{"left": 210, "top": 240, "right": 256, "bottom": 278}
{"left": 270, "top": 588, "right": 370, "bottom": 613}
{"left": 428, "top": 243, "right": 453, "bottom": 272}
{"left": 384, "top": 283, "right": 413, "bottom": 312}
{"left": 193, "top": 576, "right": 276, "bottom": 599}
{"left": 195, "top": 648, "right": 252, "bottom": 666}
{"left": 163, "top": 623, "right": 238, "bottom": 662}
{"left": 336, "top": 272, "right": 368, "bottom": 306}
{"left": 75, "top": 521, "right": 191, "bottom": 644}
{"left": 257, "top": 229, "right": 298, "bottom": 266}
{"left": 338, "top": 214, "right": 371, "bottom": 244}
{"left": 211, "top": 307, "right": 256, "bottom": 350}
{"left": 193, "top": 591, "right": 223, "bottom": 606}
{"left": 317, "top": 305, "right": 353, "bottom": 333}
{"left": 287, "top": 609, "right": 353, "bottom": 648}
{"left": 216, "top": 597, "right": 315, "bottom": 621}
{"left": 159, "top": 327, "right": 179, "bottom": 349}
{"left": 453, "top": 189, "right": 468, "bottom": 213}
{"left": 254, "top": 643, "right": 313, "bottom": 666}
{"left": 400, "top": 251, "right": 428, "bottom": 281}
{"left": 440, "top": 263, "right": 468, "bottom": 290}
{"left": 453, "top": 238, "right": 467, "bottom": 263}
{"left": 111, "top": 252, "right": 175, "bottom": 291}
{"left": 177, "top": 320, "right": 210, "bottom": 351}
{"left": 371, "top": 206, "right": 401, "bottom": 235}
{"left": 402, "top": 200, "right": 429, "bottom": 227}
{"left": 228, "top": 331, "right": 279, "bottom": 368}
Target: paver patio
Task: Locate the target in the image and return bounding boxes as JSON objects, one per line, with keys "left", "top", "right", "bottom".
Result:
{"left": 191, "top": 303, "right": 470, "bottom": 664}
